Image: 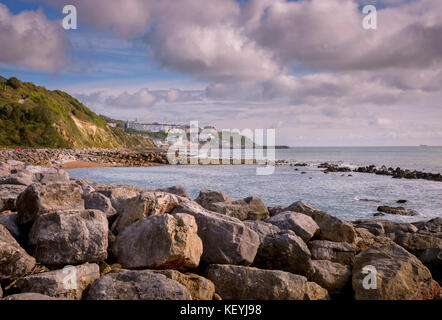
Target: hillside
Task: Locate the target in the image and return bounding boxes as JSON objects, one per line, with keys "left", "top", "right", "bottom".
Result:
{"left": 0, "top": 76, "right": 155, "bottom": 149}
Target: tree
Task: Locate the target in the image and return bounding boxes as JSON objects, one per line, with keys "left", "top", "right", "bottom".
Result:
{"left": 7, "top": 77, "right": 21, "bottom": 89}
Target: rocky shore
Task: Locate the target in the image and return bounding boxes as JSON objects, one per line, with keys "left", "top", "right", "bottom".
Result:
{"left": 0, "top": 160, "right": 441, "bottom": 300}
{"left": 0, "top": 148, "right": 168, "bottom": 168}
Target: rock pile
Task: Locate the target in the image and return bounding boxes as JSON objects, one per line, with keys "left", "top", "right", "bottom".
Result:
{"left": 0, "top": 161, "right": 441, "bottom": 300}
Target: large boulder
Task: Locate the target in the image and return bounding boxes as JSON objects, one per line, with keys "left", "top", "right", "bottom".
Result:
{"left": 113, "top": 214, "right": 202, "bottom": 271}
{"left": 96, "top": 185, "right": 139, "bottom": 213}
{"left": 26, "top": 166, "right": 70, "bottom": 185}
{"left": 266, "top": 211, "right": 319, "bottom": 242}
{"left": 156, "top": 185, "right": 189, "bottom": 199}
{"left": 112, "top": 191, "right": 185, "bottom": 234}
{"left": 171, "top": 201, "right": 259, "bottom": 266}
{"left": 352, "top": 243, "right": 441, "bottom": 300}
{"left": 83, "top": 192, "right": 117, "bottom": 218}
{"left": 17, "top": 182, "right": 84, "bottom": 225}
{"left": 199, "top": 195, "right": 269, "bottom": 221}
{"left": 0, "top": 212, "right": 25, "bottom": 243}
{"left": 0, "top": 170, "right": 35, "bottom": 186}
{"left": 195, "top": 189, "right": 232, "bottom": 208}
{"left": 150, "top": 270, "right": 215, "bottom": 300}
{"left": 243, "top": 220, "right": 281, "bottom": 244}
{"left": 85, "top": 270, "right": 192, "bottom": 300}
{"left": 310, "top": 260, "right": 352, "bottom": 295}
{"left": 308, "top": 240, "right": 356, "bottom": 265}
{"left": 285, "top": 201, "right": 356, "bottom": 243}
{"left": 206, "top": 264, "right": 329, "bottom": 300}
{"left": 28, "top": 210, "right": 108, "bottom": 266}
{"left": 253, "top": 230, "right": 313, "bottom": 277}
{"left": 0, "top": 184, "right": 26, "bottom": 212}
{"left": 389, "top": 231, "right": 442, "bottom": 281}
{"left": 15, "top": 263, "right": 100, "bottom": 300}
{"left": 0, "top": 224, "right": 36, "bottom": 281}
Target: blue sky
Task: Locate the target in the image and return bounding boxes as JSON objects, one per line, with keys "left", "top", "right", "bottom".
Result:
{"left": 1, "top": 0, "right": 441, "bottom": 146}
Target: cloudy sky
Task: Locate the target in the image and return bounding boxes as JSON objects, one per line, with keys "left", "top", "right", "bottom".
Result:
{"left": 0, "top": 0, "right": 441, "bottom": 146}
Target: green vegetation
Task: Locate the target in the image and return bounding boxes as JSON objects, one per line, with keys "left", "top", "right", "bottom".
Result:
{"left": 0, "top": 76, "right": 155, "bottom": 149}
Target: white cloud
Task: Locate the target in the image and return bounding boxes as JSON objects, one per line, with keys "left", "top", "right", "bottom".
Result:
{"left": 0, "top": 4, "right": 69, "bottom": 72}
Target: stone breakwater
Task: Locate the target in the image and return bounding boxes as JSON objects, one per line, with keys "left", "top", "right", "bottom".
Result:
{"left": 0, "top": 148, "right": 168, "bottom": 168}
{"left": 0, "top": 160, "right": 441, "bottom": 300}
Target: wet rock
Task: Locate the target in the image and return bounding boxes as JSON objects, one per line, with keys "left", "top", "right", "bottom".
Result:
{"left": 150, "top": 270, "right": 215, "bottom": 300}
{"left": 206, "top": 264, "right": 329, "bottom": 300}
{"left": 310, "top": 260, "right": 352, "bottom": 295}
{"left": 352, "top": 243, "right": 440, "bottom": 300}
{"left": 172, "top": 201, "right": 259, "bottom": 266}
{"left": 377, "top": 206, "right": 420, "bottom": 216}
{"left": 17, "top": 182, "right": 84, "bottom": 225}
{"left": 113, "top": 214, "right": 202, "bottom": 271}
{"left": 0, "top": 224, "right": 36, "bottom": 282}
{"left": 85, "top": 270, "right": 192, "bottom": 300}
{"left": 28, "top": 210, "right": 108, "bottom": 266}
{"left": 285, "top": 201, "right": 356, "bottom": 243}
{"left": 396, "top": 200, "right": 408, "bottom": 204}
{"left": 354, "top": 219, "right": 418, "bottom": 236}
{"left": 15, "top": 263, "right": 100, "bottom": 300}
{"left": 266, "top": 211, "right": 319, "bottom": 242}
{"left": 308, "top": 240, "right": 355, "bottom": 265}
{"left": 112, "top": 191, "right": 185, "bottom": 234}
{"left": 253, "top": 230, "right": 313, "bottom": 277}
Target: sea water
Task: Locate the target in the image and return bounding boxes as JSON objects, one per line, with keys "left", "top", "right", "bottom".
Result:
{"left": 68, "top": 147, "right": 442, "bottom": 222}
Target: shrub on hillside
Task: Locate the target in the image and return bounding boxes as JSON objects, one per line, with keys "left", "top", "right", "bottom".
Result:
{"left": 7, "top": 77, "right": 21, "bottom": 89}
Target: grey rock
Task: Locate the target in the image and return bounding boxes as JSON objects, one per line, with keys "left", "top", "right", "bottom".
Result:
{"left": 112, "top": 191, "right": 185, "bottom": 234}
{"left": 0, "top": 184, "right": 26, "bottom": 212}
{"left": 285, "top": 201, "right": 356, "bottom": 243}
{"left": 267, "top": 205, "right": 285, "bottom": 217}
{"left": 85, "top": 270, "right": 192, "bottom": 300}
{"left": 17, "top": 182, "right": 84, "bottom": 225}
{"left": 172, "top": 201, "right": 259, "bottom": 266}
{"left": 16, "top": 263, "right": 100, "bottom": 300}
{"left": 243, "top": 220, "right": 281, "bottom": 244}
{"left": 195, "top": 189, "right": 232, "bottom": 208}
{"left": 352, "top": 243, "right": 440, "bottom": 300}
{"left": 0, "top": 170, "right": 35, "bottom": 186}
{"left": 308, "top": 240, "right": 355, "bottom": 265}
{"left": 113, "top": 214, "right": 202, "bottom": 270}
{"left": 377, "top": 206, "right": 420, "bottom": 216}
{"left": 310, "top": 260, "right": 352, "bottom": 294}
{"left": 266, "top": 211, "right": 319, "bottom": 242}
{"left": 0, "top": 212, "right": 25, "bottom": 243}
{"left": 28, "top": 210, "right": 108, "bottom": 266}
{"left": 0, "top": 224, "right": 36, "bottom": 282}
{"left": 156, "top": 185, "right": 189, "bottom": 198}
{"left": 253, "top": 230, "right": 313, "bottom": 277}
{"left": 149, "top": 270, "right": 215, "bottom": 300}
{"left": 83, "top": 192, "right": 117, "bottom": 218}
{"left": 206, "top": 264, "right": 329, "bottom": 300}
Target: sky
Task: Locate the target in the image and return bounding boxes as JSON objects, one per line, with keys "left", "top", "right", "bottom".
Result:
{"left": 0, "top": 0, "right": 441, "bottom": 146}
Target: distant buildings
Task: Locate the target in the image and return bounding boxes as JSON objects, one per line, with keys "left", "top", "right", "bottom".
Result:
{"left": 123, "top": 121, "right": 215, "bottom": 134}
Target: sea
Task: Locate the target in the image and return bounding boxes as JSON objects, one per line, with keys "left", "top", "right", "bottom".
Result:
{"left": 68, "top": 147, "right": 442, "bottom": 223}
